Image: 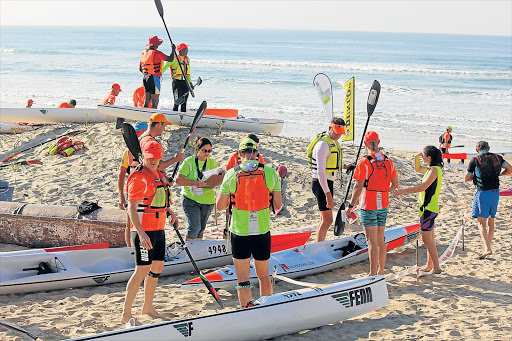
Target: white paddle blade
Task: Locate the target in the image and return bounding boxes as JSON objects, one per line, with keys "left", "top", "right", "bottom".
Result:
{"left": 313, "top": 73, "right": 333, "bottom": 122}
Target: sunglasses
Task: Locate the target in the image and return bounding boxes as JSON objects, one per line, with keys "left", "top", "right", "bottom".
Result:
{"left": 201, "top": 149, "right": 212, "bottom": 153}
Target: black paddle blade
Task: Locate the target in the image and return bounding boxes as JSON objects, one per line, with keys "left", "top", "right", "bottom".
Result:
{"left": 154, "top": 0, "right": 164, "bottom": 17}
{"left": 334, "top": 202, "right": 346, "bottom": 236}
{"left": 121, "top": 123, "right": 143, "bottom": 163}
{"left": 175, "top": 93, "right": 188, "bottom": 107}
{"left": 115, "top": 117, "right": 125, "bottom": 129}
{"left": 196, "top": 77, "right": 202, "bottom": 87}
{"left": 367, "top": 80, "right": 381, "bottom": 117}
{"left": 190, "top": 101, "right": 207, "bottom": 133}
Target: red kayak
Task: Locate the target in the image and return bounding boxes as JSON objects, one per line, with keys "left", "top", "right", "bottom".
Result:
{"left": 500, "top": 188, "right": 512, "bottom": 196}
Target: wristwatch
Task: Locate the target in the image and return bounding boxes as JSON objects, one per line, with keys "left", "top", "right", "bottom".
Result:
{"left": 348, "top": 203, "right": 355, "bottom": 208}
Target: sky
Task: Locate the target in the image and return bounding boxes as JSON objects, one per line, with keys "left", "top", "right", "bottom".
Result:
{"left": 0, "top": 0, "right": 511, "bottom": 36}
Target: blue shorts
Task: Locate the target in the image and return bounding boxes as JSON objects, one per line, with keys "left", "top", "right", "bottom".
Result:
{"left": 472, "top": 189, "right": 499, "bottom": 218}
{"left": 360, "top": 208, "right": 388, "bottom": 227}
{"left": 182, "top": 196, "right": 214, "bottom": 239}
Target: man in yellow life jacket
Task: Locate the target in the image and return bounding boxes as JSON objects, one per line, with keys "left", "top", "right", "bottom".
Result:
{"left": 161, "top": 43, "right": 192, "bottom": 112}
{"left": 121, "top": 140, "right": 178, "bottom": 325}
{"left": 140, "top": 36, "right": 175, "bottom": 109}
{"left": 306, "top": 117, "right": 355, "bottom": 242}
{"left": 216, "top": 138, "right": 282, "bottom": 308}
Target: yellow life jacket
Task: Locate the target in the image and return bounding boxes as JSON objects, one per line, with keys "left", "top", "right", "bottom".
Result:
{"left": 171, "top": 55, "right": 190, "bottom": 80}
{"left": 306, "top": 132, "right": 342, "bottom": 174}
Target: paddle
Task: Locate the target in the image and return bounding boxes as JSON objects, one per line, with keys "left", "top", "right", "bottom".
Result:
{"left": 0, "top": 159, "right": 41, "bottom": 169}
{"left": 450, "top": 145, "right": 464, "bottom": 148}
{"left": 175, "top": 77, "right": 203, "bottom": 107}
{"left": 334, "top": 80, "right": 381, "bottom": 236}
{"left": 169, "top": 100, "right": 207, "bottom": 181}
{"left": 154, "top": 0, "right": 194, "bottom": 97}
{"left": 173, "top": 222, "right": 224, "bottom": 308}
{"left": 0, "top": 319, "right": 42, "bottom": 341}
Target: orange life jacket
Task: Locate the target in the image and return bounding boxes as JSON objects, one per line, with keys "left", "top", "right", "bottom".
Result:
{"left": 140, "top": 49, "right": 161, "bottom": 75}
{"left": 58, "top": 102, "right": 71, "bottom": 108}
{"left": 127, "top": 167, "right": 171, "bottom": 231}
{"left": 230, "top": 163, "right": 272, "bottom": 212}
{"left": 363, "top": 154, "right": 393, "bottom": 192}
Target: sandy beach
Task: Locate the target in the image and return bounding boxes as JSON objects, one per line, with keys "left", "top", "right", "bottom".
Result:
{"left": 1, "top": 122, "right": 511, "bottom": 340}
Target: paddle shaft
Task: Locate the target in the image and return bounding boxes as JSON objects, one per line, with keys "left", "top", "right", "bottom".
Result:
{"left": 0, "top": 160, "right": 41, "bottom": 168}
{"left": 154, "top": 0, "right": 194, "bottom": 97}
{"left": 0, "top": 320, "right": 42, "bottom": 341}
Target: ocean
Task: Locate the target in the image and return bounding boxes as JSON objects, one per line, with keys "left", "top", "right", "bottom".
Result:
{"left": 1, "top": 26, "right": 511, "bottom": 152}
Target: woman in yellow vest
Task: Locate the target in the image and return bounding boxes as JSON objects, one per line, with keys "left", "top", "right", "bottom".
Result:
{"left": 161, "top": 43, "right": 192, "bottom": 112}
{"left": 306, "top": 117, "right": 355, "bottom": 242}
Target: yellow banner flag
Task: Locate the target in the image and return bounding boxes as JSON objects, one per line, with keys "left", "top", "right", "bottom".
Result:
{"left": 342, "top": 77, "right": 355, "bottom": 142}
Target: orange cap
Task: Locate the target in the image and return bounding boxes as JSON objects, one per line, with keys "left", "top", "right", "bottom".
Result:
{"left": 27, "top": 99, "right": 34, "bottom": 103}
{"left": 177, "top": 43, "right": 189, "bottom": 51}
{"left": 149, "top": 113, "right": 172, "bottom": 125}
{"left": 364, "top": 131, "right": 379, "bottom": 143}
{"left": 112, "top": 83, "right": 122, "bottom": 91}
{"left": 330, "top": 123, "right": 345, "bottom": 135}
{"left": 142, "top": 140, "right": 163, "bottom": 160}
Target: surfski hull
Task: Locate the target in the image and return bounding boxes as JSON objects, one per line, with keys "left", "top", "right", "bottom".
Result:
{"left": 97, "top": 105, "right": 284, "bottom": 135}
{"left": 0, "top": 232, "right": 309, "bottom": 295}
{"left": 0, "top": 108, "right": 111, "bottom": 124}
{"left": 71, "top": 275, "right": 388, "bottom": 341}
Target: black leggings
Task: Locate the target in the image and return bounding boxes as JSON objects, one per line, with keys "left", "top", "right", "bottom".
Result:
{"left": 172, "top": 79, "right": 189, "bottom": 112}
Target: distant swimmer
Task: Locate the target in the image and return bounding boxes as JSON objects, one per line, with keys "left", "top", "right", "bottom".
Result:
{"left": 140, "top": 36, "right": 175, "bottom": 109}
{"left": 464, "top": 141, "right": 512, "bottom": 259}
{"left": 58, "top": 99, "right": 76, "bottom": 108}
{"left": 439, "top": 126, "right": 453, "bottom": 163}
{"left": 133, "top": 86, "right": 151, "bottom": 108}
{"left": 101, "top": 83, "right": 122, "bottom": 105}
{"left": 162, "top": 43, "right": 192, "bottom": 112}
{"left": 26, "top": 99, "right": 34, "bottom": 108}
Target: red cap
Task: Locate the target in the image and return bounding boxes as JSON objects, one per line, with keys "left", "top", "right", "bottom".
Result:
{"left": 177, "top": 43, "right": 189, "bottom": 51}
{"left": 27, "top": 99, "right": 34, "bottom": 103}
{"left": 278, "top": 165, "right": 287, "bottom": 179}
{"left": 146, "top": 36, "right": 163, "bottom": 47}
{"left": 112, "top": 83, "right": 122, "bottom": 91}
{"left": 142, "top": 140, "right": 163, "bottom": 160}
{"left": 363, "top": 131, "right": 379, "bottom": 143}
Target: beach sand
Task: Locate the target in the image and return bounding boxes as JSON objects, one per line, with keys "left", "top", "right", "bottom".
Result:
{"left": 1, "top": 122, "right": 511, "bottom": 340}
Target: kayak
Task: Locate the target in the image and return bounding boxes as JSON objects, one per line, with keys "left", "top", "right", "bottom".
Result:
{"left": 70, "top": 275, "right": 388, "bottom": 341}
{"left": 0, "top": 108, "right": 111, "bottom": 124}
{"left": 97, "top": 105, "right": 284, "bottom": 135}
{"left": 182, "top": 223, "right": 420, "bottom": 290}
{"left": 443, "top": 152, "right": 512, "bottom": 160}
{"left": 500, "top": 188, "right": 512, "bottom": 196}
{"left": 1, "top": 242, "right": 110, "bottom": 256}
{"left": 0, "top": 232, "right": 309, "bottom": 295}
{"left": 0, "top": 122, "right": 44, "bottom": 134}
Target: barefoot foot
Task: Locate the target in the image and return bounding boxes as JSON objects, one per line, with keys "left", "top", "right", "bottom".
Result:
{"left": 478, "top": 250, "right": 492, "bottom": 259}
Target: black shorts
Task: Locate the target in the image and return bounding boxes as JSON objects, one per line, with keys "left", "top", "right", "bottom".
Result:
{"left": 312, "top": 179, "right": 334, "bottom": 211}
{"left": 143, "top": 74, "right": 159, "bottom": 95}
{"left": 132, "top": 230, "right": 166, "bottom": 266}
{"left": 230, "top": 231, "right": 271, "bottom": 261}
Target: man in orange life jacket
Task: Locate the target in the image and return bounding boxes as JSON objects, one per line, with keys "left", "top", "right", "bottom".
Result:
{"left": 346, "top": 131, "right": 399, "bottom": 276}
{"left": 440, "top": 126, "right": 453, "bottom": 163}
{"left": 464, "top": 141, "right": 512, "bottom": 259}
{"left": 58, "top": 99, "right": 76, "bottom": 108}
{"left": 101, "top": 84, "right": 122, "bottom": 105}
{"left": 140, "top": 36, "right": 175, "bottom": 109}
{"left": 161, "top": 43, "right": 192, "bottom": 112}
{"left": 121, "top": 140, "right": 178, "bottom": 325}
{"left": 139, "top": 113, "right": 185, "bottom": 173}
{"left": 216, "top": 138, "right": 282, "bottom": 308}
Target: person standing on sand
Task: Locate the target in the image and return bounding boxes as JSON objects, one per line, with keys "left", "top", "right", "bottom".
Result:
{"left": 26, "top": 99, "right": 34, "bottom": 108}
{"left": 306, "top": 117, "right": 354, "bottom": 242}
{"left": 140, "top": 36, "right": 175, "bottom": 109}
{"left": 464, "top": 141, "right": 512, "bottom": 259}
{"left": 118, "top": 121, "right": 148, "bottom": 246}
{"left": 121, "top": 140, "right": 178, "bottom": 325}
{"left": 216, "top": 138, "right": 282, "bottom": 308}
{"left": 161, "top": 43, "right": 192, "bottom": 112}
{"left": 440, "top": 126, "right": 453, "bottom": 163}
{"left": 346, "top": 131, "right": 399, "bottom": 276}
{"left": 101, "top": 84, "right": 122, "bottom": 105}
{"left": 394, "top": 146, "right": 443, "bottom": 275}
{"left": 58, "top": 99, "right": 76, "bottom": 108}
{"left": 139, "top": 113, "right": 185, "bottom": 173}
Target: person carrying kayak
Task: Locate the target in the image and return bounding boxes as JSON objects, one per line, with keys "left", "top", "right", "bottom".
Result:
{"left": 161, "top": 43, "right": 192, "bottom": 112}
{"left": 58, "top": 99, "right": 76, "bottom": 108}
{"left": 346, "top": 131, "right": 399, "bottom": 276}
{"left": 132, "top": 86, "right": 151, "bottom": 108}
{"left": 464, "top": 141, "right": 512, "bottom": 259}
{"left": 140, "top": 36, "right": 175, "bottom": 109}
{"left": 101, "top": 84, "right": 122, "bottom": 105}
{"left": 306, "top": 117, "right": 354, "bottom": 242}
{"left": 226, "top": 134, "right": 265, "bottom": 170}
{"left": 121, "top": 140, "right": 178, "bottom": 325}
{"left": 394, "top": 146, "right": 443, "bottom": 275}
{"left": 26, "top": 99, "right": 34, "bottom": 108}
{"left": 139, "top": 113, "right": 185, "bottom": 172}
{"left": 118, "top": 121, "right": 148, "bottom": 246}
{"left": 216, "top": 138, "right": 282, "bottom": 308}
{"left": 439, "top": 126, "right": 453, "bottom": 163}
{"left": 176, "top": 135, "right": 225, "bottom": 240}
